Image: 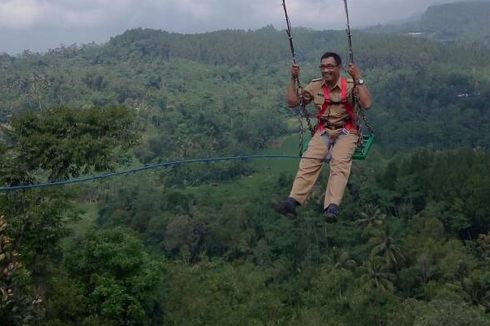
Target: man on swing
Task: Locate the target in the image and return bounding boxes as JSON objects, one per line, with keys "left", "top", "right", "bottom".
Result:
{"left": 273, "top": 52, "right": 372, "bottom": 223}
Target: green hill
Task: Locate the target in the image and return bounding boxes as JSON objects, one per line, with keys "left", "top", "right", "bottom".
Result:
{"left": 1, "top": 26, "right": 490, "bottom": 156}
{"left": 366, "top": 1, "right": 490, "bottom": 47}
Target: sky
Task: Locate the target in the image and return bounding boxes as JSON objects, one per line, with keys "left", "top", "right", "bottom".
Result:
{"left": 0, "top": 0, "right": 475, "bottom": 54}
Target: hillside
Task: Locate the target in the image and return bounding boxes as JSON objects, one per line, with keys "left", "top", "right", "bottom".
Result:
{"left": 366, "top": 1, "right": 490, "bottom": 47}
{"left": 1, "top": 26, "right": 490, "bottom": 155}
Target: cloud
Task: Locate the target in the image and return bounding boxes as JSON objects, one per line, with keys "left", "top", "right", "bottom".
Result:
{"left": 0, "top": 0, "right": 136, "bottom": 30}
{"left": 0, "top": 0, "right": 465, "bottom": 31}
{"left": 0, "top": 0, "right": 44, "bottom": 29}
{"left": 0, "top": 0, "right": 479, "bottom": 54}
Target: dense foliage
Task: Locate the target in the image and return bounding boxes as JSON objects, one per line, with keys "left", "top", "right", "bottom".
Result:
{"left": 0, "top": 2, "right": 489, "bottom": 324}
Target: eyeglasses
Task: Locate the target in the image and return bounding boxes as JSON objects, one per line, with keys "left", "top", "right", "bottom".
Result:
{"left": 319, "top": 64, "right": 339, "bottom": 70}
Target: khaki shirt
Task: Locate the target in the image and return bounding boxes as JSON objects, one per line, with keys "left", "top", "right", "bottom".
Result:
{"left": 302, "top": 77, "right": 355, "bottom": 127}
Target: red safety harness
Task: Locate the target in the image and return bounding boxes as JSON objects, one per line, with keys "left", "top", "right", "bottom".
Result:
{"left": 315, "top": 77, "right": 356, "bottom": 134}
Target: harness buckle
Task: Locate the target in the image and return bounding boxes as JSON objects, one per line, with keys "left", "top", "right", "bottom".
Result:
{"left": 318, "top": 119, "right": 346, "bottom": 130}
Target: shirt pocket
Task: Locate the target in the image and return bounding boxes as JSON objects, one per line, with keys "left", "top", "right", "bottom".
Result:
{"left": 313, "top": 92, "right": 325, "bottom": 108}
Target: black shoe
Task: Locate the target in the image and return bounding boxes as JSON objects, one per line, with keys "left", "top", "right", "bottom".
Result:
{"left": 272, "top": 197, "right": 298, "bottom": 220}
{"left": 324, "top": 204, "right": 339, "bottom": 223}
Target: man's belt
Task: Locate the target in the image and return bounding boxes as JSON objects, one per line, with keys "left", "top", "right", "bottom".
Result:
{"left": 318, "top": 118, "right": 346, "bottom": 130}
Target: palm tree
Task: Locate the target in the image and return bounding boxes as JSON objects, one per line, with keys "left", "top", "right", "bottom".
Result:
{"left": 328, "top": 246, "right": 357, "bottom": 270}
{"left": 360, "top": 257, "right": 395, "bottom": 292}
{"left": 357, "top": 205, "right": 385, "bottom": 234}
{"left": 368, "top": 225, "right": 405, "bottom": 271}
{"left": 460, "top": 273, "right": 490, "bottom": 311}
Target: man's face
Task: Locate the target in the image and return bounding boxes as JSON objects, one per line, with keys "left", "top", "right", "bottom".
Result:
{"left": 319, "top": 57, "right": 341, "bottom": 84}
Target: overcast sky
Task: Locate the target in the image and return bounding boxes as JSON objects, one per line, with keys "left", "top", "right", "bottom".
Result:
{"left": 0, "top": 0, "right": 476, "bottom": 54}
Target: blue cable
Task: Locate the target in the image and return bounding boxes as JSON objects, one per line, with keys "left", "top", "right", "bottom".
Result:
{"left": 0, "top": 154, "right": 325, "bottom": 192}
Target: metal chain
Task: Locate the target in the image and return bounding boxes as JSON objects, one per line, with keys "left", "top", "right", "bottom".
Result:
{"left": 343, "top": 0, "right": 374, "bottom": 149}
{"left": 295, "top": 108, "right": 306, "bottom": 156}
{"left": 295, "top": 86, "right": 315, "bottom": 156}
{"left": 353, "top": 95, "right": 364, "bottom": 149}
{"left": 282, "top": 0, "right": 315, "bottom": 156}
{"left": 353, "top": 95, "right": 375, "bottom": 150}
{"left": 357, "top": 105, "right": 374, "bottom": 135}
{"left": 297, "top": 85, "right": 314, "bottom": 136}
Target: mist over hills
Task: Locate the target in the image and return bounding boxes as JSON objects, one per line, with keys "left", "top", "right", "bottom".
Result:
{"left": 365, "top": 1, "right": 490, "bottom": 47}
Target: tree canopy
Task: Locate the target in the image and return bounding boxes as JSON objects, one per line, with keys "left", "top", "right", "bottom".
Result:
{"left": 0, "top": 2, "right": 489, "bottom": 324}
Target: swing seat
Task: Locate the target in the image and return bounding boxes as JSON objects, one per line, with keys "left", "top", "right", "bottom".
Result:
{"left": 301, "top": 133, "right": 374, "bottom": 160}
{"left": 352, "top": 134, "right": 374, "bottom": 160}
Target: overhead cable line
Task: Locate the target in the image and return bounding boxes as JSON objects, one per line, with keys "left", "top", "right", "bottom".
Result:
{"left": 0, "top": 154, "right": 328, "bottom": 192}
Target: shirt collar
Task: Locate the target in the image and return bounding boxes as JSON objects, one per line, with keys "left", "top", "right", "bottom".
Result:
{"left": 322, "top": 77, "right": 342, "bottom": 91}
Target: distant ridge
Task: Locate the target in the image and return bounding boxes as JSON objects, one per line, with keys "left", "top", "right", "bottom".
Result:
{"left": 365, "top": 1, "right": 490, "bottom": 47}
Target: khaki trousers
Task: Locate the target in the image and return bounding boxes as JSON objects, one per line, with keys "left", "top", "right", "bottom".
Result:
{"left": 289, "top": 130, "right": 358, "bottom": 209}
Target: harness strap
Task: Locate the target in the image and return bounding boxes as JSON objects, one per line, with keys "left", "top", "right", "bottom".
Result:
{"left": 316, "top": 77, "right": 356, "bottom": 133}
{"left": 342, "top": 78, "right": 356, "bottom": 131}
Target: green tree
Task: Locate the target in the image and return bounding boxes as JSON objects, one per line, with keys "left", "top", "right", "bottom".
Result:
{"left": 0, "top": 105, "right": 139, "bottom": 323}
{"left": 389, "top": 298, "right": 490, "bottom": 326}
{"left": 459, "top": 270, "right": 490, "bottom": 311}
{"left": 64, "top": 228, "right": 164, "bottom": 325}
{"left": 0, "top": 214, "right": 42, "bottom": 325}
{"left": 369, "top": 225, "right": 405, "bottom": 271}
{"left": 357, "top": 205, "right": 386, "bottom": 235}
{"left": 8, "top": 106, "right": 138, "bottom": 180}
{"left": 361, "top": 258, "right": 396, "bottom": 292}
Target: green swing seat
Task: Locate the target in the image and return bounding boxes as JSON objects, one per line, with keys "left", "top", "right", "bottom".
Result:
{"left": 301, "top": 131, "right": 374, "bottom": 160}
{"left": 352, "top": 133, "right": 374, "bottom": 160}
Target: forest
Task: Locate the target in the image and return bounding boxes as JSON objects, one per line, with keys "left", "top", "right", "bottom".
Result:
{"left": 0, "top": 1, "right": 489, "bottom": 325}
